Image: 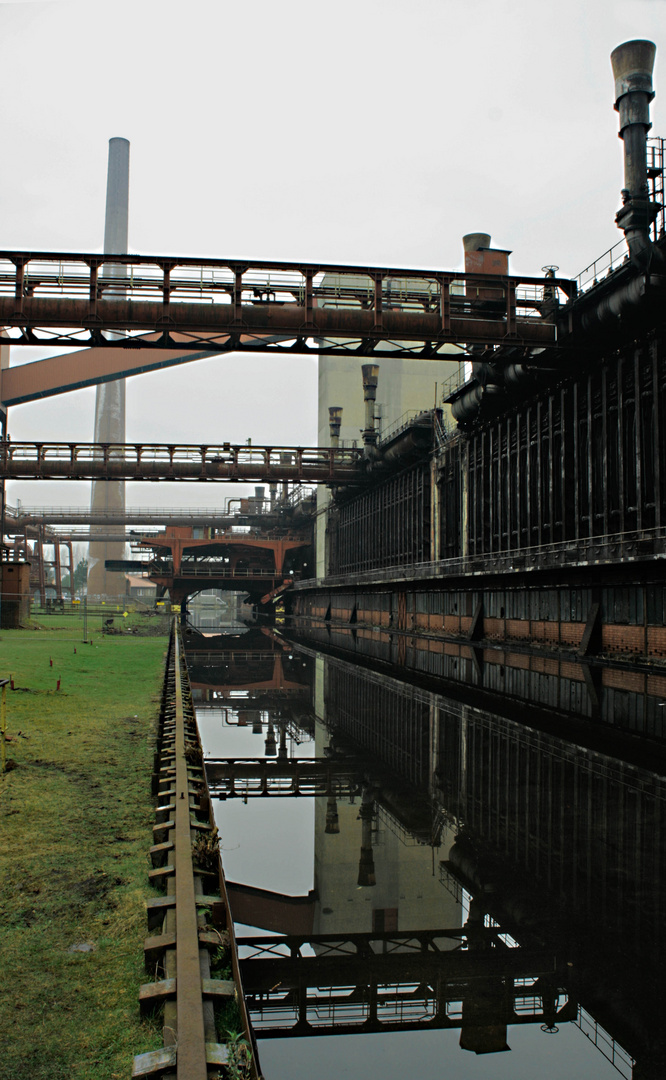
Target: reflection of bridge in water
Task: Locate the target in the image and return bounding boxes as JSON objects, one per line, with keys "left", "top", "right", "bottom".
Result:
{"left": 238, "top": 926, "right": 574, "bottom": 1044}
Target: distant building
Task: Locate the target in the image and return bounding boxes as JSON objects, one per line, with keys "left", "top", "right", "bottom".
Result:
{"left": 125, "top": 574, "right": 157, "bottom": 603}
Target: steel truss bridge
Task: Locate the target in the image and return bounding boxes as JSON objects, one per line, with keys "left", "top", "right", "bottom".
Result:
{"left": 0, "top": 252, "right": 575, "bottom": 347}
{"left": 237, "top": 929, "right": 574, "bottom": 1039}
{"left": 0, "top": 441, "right": 364, "bottom": 484}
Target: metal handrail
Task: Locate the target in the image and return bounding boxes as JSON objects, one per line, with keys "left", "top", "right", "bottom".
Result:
{"left": 575, "top": 239, "right": 628, "bottom": 293}
{"left": 297, "top": 524, "right": 666, "bottom": 588}
{"left": 149, "top": 563, "right": 298, "bottom": 579}
{"left": 5, "top": 502, "right": 278, "bottom": 518}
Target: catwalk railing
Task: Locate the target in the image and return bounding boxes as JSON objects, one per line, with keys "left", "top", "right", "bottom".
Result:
{"left": 303, "top": 524, "right": 666, "bottom": 588}
{"left": 4, "top": 501, "right": 302, "bottom": 521}
{"left": 0, "top": 440, "right": 364, "bottom": 484}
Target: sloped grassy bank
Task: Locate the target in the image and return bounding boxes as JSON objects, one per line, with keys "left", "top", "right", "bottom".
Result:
{"left": 0, "top": 619, "right": 168, "bottom": 1080}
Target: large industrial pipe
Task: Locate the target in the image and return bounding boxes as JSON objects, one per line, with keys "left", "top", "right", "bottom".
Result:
{"left": 612, "top": 40, "right": 661, "bottom": 268}
{"left": 361, "top": 364, "right": 379, "bottom": 454}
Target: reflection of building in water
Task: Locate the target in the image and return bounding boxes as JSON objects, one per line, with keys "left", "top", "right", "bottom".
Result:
{"left": 296, "top": 621, "right": 666, "bottom": 749}
{"left": 304, "top": 644, "right": 666, "bottom": 1076}
{"left": 310, "top": 655, "right": 461, "bottom": 937}
{"left": 312, "top": 719, "right": 460, "bottom": 939}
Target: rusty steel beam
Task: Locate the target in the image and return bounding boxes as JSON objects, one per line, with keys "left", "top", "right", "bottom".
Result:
{"left": 0, "top": 252, "right": 574, "bottom": 387}
{"left": 135, "top": 624, "right": 260, "bottom": 1077}
{"left": 0, "top": 293, "right": 556, "bottom": 347}
{"left": 2, "top": 339, "right": 237, "bottom": 408}
{"left": 0, "top": 441, "right": 365, "bottom": 484}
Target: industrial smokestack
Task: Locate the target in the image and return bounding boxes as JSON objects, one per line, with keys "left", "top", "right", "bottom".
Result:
{"left": 611, "top": 40, "right": 660, "bottom": 266}
{"left": 462, "top": 232, "right": 491, "bottom": 254}
{"left": 103, "top": 137, "right": 130, "bottom": 255}
{"left": 88, "top": 137, "right": 130, "bottom": 598}
{"left": 361, "top": 365, "right": 379, "bottom": 453}
{"left": 328, "top": 406, "right": 343, "bottom": 447}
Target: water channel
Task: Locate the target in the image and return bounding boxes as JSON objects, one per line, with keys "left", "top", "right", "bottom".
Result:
{"left": 184, "top": 618, "right": 666, "bottom": 1080}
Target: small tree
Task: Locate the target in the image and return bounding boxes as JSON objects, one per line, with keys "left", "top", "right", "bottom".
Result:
{"left": 72, "top": 557, "right": 88, "bottom": 596}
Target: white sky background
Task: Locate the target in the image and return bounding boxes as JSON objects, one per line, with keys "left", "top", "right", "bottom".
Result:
{"left": 3, "top": 0, "right": 666, "bottom": 508}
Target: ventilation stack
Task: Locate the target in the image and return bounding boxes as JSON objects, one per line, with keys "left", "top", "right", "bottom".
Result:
{"left": 328, "top": 406, "right": 343, "bottom": 447}
{"left": 611, "top": 40, "right": 660, "bottom": 266}
{"left": 87, "top": 137, "right": 130, "bottom": 598}
{"left": 361, "top": 365, "right": 379, "bottom": 454}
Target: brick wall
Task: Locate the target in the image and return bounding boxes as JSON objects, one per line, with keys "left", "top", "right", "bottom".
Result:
{"left": 601, "top": 625, "right": 645, "bottom": 655}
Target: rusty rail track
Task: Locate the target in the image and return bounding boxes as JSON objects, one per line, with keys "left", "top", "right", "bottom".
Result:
{"left": 133, "top": 620, "right": 260, "bottom": 1079}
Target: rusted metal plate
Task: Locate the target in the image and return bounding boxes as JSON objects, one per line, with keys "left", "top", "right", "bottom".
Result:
{"left": 149, "top": 840, "right": 174, "bottom": 868}
{"left": 152, "top": 820, "right": 174, "bottom": 843}
{"left": 132, "top": 1047, "right": 177, "bottom": 1077}
{"left": 202, "top": 978, "right": 235, "bottom": 997}
{"left": 206, "top": 1043, "right": 230, "bottom": 1066}
{"left": 148, "top": 864, "right": 175, "bottom": 886}
{"left": 145, "top": 895, "right": 175, "bottom": 932}
{"left": 154, "top": 802, "right": 175, "bottom": 823}
{"left": 144, "top": 932, "right": 177, "bottom": 969}
{"left": 139, "top": 978, "right": 177, "bottom": 1014}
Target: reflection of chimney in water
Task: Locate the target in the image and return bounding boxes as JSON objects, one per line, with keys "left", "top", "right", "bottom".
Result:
{"left": 247, "top": 711, "right": 262, "bottom": 735}
{"left": 325, "top": 793, "right": 340, "bottom": 834}
{"left": 264, "top": 723, "right": 277, "bottom": 757}
{"left": 277, "top": 724, "right": 288, "bottom": 760}
{"left": 459, "top": 895, "right": 510, "bottom": 1054}
{"left": 357, "top": 786, "right": 377, "bottom": 887}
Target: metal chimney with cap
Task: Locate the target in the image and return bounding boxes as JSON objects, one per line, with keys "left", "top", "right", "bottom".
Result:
{"left": 611, "top": 39, "right": 661, "bottom": 267}
{"left": 361, "top": 365, "right": 379, "bottom": 453}
{"left": 328, "top": 406, "right": 343, "bottom": 447}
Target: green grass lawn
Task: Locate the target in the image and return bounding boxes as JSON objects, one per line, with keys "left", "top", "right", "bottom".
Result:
{"left": 0, "top": 620, "right": 169, "bottom": 1080}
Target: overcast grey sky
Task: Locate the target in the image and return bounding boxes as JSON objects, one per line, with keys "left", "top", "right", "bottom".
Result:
{"left": 3, "top": 0, "right": 666, "bottom": 507}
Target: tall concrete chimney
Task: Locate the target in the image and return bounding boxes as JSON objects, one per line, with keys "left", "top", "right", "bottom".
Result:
{"left": 87, "top": 138, "right": 130, "bottom": 597}
{"left": 611, "top": 40, "right": 660, "bottom": 266}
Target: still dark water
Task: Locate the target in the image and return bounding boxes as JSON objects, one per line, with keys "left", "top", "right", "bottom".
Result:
{"left": 185, "top": 622, "right": 666, "bottom": 1080}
